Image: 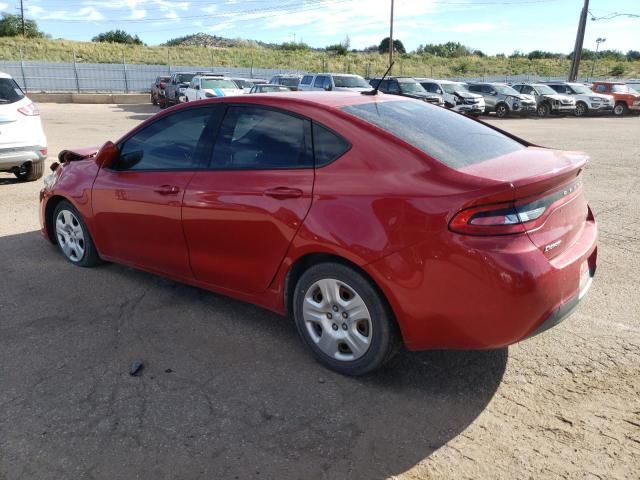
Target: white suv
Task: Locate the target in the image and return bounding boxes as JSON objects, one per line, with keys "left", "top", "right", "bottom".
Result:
{"left": 0, "top": 72, "right": 47, "bottom": 181}
{"left": 416, "top": 78, "right": 485, "bottom": 115}
{"left": 184, "top": 75, "right": 244, "bottom": 101}
{"left": 544, "top": 82, "right": 614, "bottom": 117}
{"left": 298, "top": 73, "right": 371, "bottom": 92}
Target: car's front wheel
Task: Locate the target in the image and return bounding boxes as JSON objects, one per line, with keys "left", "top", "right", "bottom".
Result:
{"left": 52, "top": 200, "right": 101, "bottom": 267}
{"left": 537, "top": 102, "right": 551, "bottom": 117}
{"left": 613, "top": 102, "right": 628, "bottom": 116}
{"left": 575, "top": 101, "right": 588, "bottom": 117}
{"left": 293, "top": 262, "right": 399, "bottom": 376}
{"left": 495, "top": 103, "right": 509, "bottom": 118}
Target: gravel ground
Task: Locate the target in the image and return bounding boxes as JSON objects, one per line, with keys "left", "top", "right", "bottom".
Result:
{"left": 0, "top": 104, "right": 638, "bottom": 479}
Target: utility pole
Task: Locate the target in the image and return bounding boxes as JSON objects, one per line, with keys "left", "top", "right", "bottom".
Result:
{"left": 20, "top": 0, "right": 26, "bottom": 36}
{"left": 389, "top": 0, "right": 395, "bottom": 69}
{"left": 568, "top": 0, "right": 589, "bottom": 82}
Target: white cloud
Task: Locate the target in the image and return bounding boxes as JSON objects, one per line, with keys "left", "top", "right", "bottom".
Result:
{"left": 129, "top": 9, "right": 146, "bottom": 20}
{"left": 0, "top": 3, "right": 8, "bottom": 12}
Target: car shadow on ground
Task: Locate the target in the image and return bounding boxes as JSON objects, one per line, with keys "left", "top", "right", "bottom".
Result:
{"left": 109, "top": 103, "right": 159, "bottom": 121}
{"left": 0, "top": 230, "right": 508, "bottom": 480}
{"left": 0, "top": 174, "right": 21, "bottom": 185}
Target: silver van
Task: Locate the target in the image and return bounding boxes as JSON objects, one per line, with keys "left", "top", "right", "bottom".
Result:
{"left": 298, "top": 73, "right": 371, "bottom": 92}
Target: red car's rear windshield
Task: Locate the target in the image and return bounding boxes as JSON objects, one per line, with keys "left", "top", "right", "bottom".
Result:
{"left": 341, "top": 100, "right": 525, "bottom": 168}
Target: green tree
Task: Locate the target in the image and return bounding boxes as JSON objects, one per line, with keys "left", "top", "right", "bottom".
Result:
{"left": 326, "top": 43, "right": 348, "bottom": 55}
{"left": 626, "top": 50, "right": 640, "bottom": 61}
{"left": 92, "top": 30, "right": 143, "bottom": 45}
{"left": 610, "top": 64, "right": 626, "bottom": 77}
{"left": 378, "top": 37, "right": 406, "bottom": 54}
{"left": 0, "top": 13, "right": 45, "bottom": 38}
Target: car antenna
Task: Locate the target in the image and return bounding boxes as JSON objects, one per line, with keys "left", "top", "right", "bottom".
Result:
{"left": 362, "top": 61, "right": 395, "bottom": 96}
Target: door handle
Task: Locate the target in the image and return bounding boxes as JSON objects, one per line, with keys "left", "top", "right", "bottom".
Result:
{"left": 154, "top": 185, "right": 181, "bottom": 195}
{"left": 264, "top": 187, "right": 303, "bottom": 199}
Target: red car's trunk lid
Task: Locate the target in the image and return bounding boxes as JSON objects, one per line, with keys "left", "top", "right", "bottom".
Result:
{"left": 459, "top": 147, "right": 589, "bottom": 259}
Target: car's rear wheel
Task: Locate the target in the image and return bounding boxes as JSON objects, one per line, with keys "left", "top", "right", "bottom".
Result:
{"left": 495, "top": 103, "right": 509, "bottom": 118}
{"left": 575, "top": 101, "right": 588, "bottom": 117}
{"left": 293, "top": 262, "right": 399, "bottom": 376}
{"left": 613, "top": 102, "right": 628, "bottom": 116}
{"left": 14, "top": 160, "right": 44, "bottom": 182}
{"left": 52, "top": 201, "right": 101, "bottom": 267}
{"left": 537, "top": 102, "right": 551, "bottom": 117}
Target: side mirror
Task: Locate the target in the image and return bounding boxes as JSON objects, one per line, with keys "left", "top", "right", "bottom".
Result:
{"left": 490, "top": 90, "right": 497, "bottom": 96}
{"left": 324, "top": 84, "right": 332, "bottom": 91}
{"left": 95, "top": 141, "right": 119, "bottom": 169}
{"left": 195, "top": 85, "right": 200, "bottom": 90}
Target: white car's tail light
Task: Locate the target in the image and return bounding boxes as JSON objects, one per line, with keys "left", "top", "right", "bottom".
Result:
{"left": 18, "top": 102, "right": 40, "bottom": 116}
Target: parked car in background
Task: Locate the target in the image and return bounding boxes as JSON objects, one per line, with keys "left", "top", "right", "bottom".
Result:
{"left": 184, "top": 75, "right": 244, "bottom": 101}
{"left": 161, "top": 72, "right": 198, "bottom": 108}
{"left": 0, "top": 72, "right": 47, "bottom": 182}
{"left": 368, "top": 77, "right": 445, "bottom": 106}
{"left": 268, "top": 74, "right": 302, "bottom": 90}
{"left": 511, "top": 83, "right": 576, "bottom": 117}
{"left": 298, "top": 73, "right": 371, "bottom": 92}
{"left": 248, "top": 84, "right": 294, "bottom": 94}
{"left": 415, "top": 78, "right": 484, "bottom": 115}
{"left": 591, "top": 81, "right": 640, "bottom": 116}
{"left": 467, "top": 82, "right": 536, "bottom": 118}
{"left": 231, "top": 78, "right": 266, "bottom": 93}
{"left": 150, "top": 76, "right": 170, "bottom": 105}
{"left": 544, "top": 82, "right": 614, "bottom": 117}
{"left": 40, "top": 92, "right": 597, "bottom": 375}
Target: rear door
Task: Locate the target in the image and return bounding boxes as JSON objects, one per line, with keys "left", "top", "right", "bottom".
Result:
{"left": 182, "top": 105, "right": 314, "bottom": 293}
{"left": 91, "top": 105, "right": 219, "bottom": 278}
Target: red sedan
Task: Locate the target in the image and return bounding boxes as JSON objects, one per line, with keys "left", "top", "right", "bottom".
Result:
{"left": 40, "top": 92, "right": 597, "bottom": 375}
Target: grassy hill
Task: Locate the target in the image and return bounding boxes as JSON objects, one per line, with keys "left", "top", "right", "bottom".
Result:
{"left": 1, "top": 37, "right": 638, "bottom": 80}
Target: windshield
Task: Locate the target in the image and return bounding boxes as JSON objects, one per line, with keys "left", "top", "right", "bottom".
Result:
{"left": 201, "top": 79, "right": 238, "bottom": 89}
{"left": 177, "top": 74, "right": 195, "bottom": 83}
{"left": 399, "top": 81, "right": 427, "bottom": 94}
{"left": 333, "top": 75, "right": 369, "bottom": 88}
{"left": 342, "top": 100, "right": 524, "bottom": 169}
{"left": 442, "top": 83, "right": 470, "bottom": 94}
{"left": 494, "top": 84, "right": 520, "bottom": 95}
{"left": 570, "top": 84, "right": 592, "bottom": 94}
{"left": 534, "top": 85, "right": 557, "bottom": 95}
{"left": 279, "top": 77, "right": 300, "bottom": 87}
{"left": 0, "top": 78, "right": 25, "bottom": 104}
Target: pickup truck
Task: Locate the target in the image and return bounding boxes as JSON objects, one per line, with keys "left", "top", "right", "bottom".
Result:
{"left": 160, "top": 72, "right": 197, "bottom": 108}
{"left": 591, "top": 81, "right": 640, "bottom": 116}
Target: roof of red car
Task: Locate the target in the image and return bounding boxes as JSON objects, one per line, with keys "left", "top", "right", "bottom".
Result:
{"left": 216, "top": 91, "right": 403, "bottom": 110}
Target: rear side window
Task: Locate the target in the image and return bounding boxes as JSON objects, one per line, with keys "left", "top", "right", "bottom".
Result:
{"left": 301, "top": 75, "right": 313, "bottom": 85}
{"left": 342, "top": 100, "right": 525, "bottom": 169}
{"left": 312, "top": 123, "right": 350, "bottom": 167}
{"left": 0, "top": 78, "right": 25, "bottom": 104}
{"left": 467, "top": 84, "right": 481, "bottom": 93}
{"left": 211, "top": 106, "right": 312, "bottom": 169}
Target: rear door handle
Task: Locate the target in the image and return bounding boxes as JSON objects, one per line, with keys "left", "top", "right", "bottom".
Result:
{"left": 154, "top": 185, "right": 181, "bottom": 195}
{"left": 264, "top": 187, "right": 303, "bottom": 199}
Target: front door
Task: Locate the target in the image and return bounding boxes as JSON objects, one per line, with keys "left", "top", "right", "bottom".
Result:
{"left": 182, "top": 105, "right": 314, "bottom": 293}
{"left": 92, "top": 106, "right": 219, "bottom": 279}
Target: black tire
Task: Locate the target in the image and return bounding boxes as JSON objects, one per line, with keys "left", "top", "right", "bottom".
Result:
{"left": 52, "top": 200, "right": 101, "bottom": 267}
{"left": 575, "top": 101, "right": 588, "bottom": 117}
{"left": 159, "top": 96, "right": 168, "bottom": 109}
{"left": 613, "top": 102, "right": 628, "bottom": 116}
{"left": 151, "top": 93, "right": 158, "bottom": 105}
{"left": 292, "top": 262, "right": 400, "bottom": 376}
{"left": 495, "top": 103, "right": 509, "bottom": 119}
{"left": 537, "top": 102, "right": 551, "bottom": 117}
{"left": 14, "top": 160, "right": 44, "bottom": 182}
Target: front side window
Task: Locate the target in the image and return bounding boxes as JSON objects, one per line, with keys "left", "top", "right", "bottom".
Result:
{"left": 116, "top": 108, "right": 213, "bottom": 171}
{"left": 342, "top": 100, "right": 525, "bottom": 169}
{"left": 594, "top": 84, "right": 607, "bottom": 93}
{"left": 467, "top": 84, "right": 482, "bottom": 93}
{"left": 388, "top": 81, "right": 400, "bottom": 93}
{"left": 301, "top": 75, "right": 313, "bottom": 85}
{"left": 398, "top": 81, "right": 424, "bottom": 94}
{"left": 0, "top": 78, "right": 25, "bottom": 104}
{"left": 211, "top": 106, "right": 311, "bottom": 169}
{"left": 333, "top": 75, "right": 369, "bottom": 88}
{"left": 314, "top": 76, "right": 328, "bottom": 88}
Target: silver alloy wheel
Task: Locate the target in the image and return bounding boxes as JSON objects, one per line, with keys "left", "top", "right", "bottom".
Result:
{"left": 55, "top": 209, "right": 86, "bottom": 262}
{"left": 496, "top": 104, "right": 508, "bottom": 118}
{"left": 302, "top": 278, "right": 372, "bottom": 361}
{"left": 575, "top": 103, "right": 587, "bottom": 117}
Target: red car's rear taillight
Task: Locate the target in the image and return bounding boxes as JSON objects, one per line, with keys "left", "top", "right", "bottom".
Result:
{"left": 18, "top": 102, "right": 40, "bottom": 116}
{"left": 450, "top": 182, "right": 581, "bottom": 236}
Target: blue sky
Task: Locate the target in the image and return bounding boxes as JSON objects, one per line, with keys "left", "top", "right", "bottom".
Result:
{"left": 3, "top": 0, "right": 639, "bottom": 54}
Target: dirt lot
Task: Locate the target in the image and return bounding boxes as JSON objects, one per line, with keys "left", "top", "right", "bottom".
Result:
{"left": 0, "top": 104, "right": 638, "bottom": 479}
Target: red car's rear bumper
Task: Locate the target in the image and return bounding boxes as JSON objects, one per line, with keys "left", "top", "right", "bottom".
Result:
{"left": 366, "top": 208, "right": 598, "bottom": 351}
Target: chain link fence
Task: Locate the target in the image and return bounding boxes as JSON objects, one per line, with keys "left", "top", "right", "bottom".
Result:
{"left": 0, "top": 57, "right": 575, "bottom": 94}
